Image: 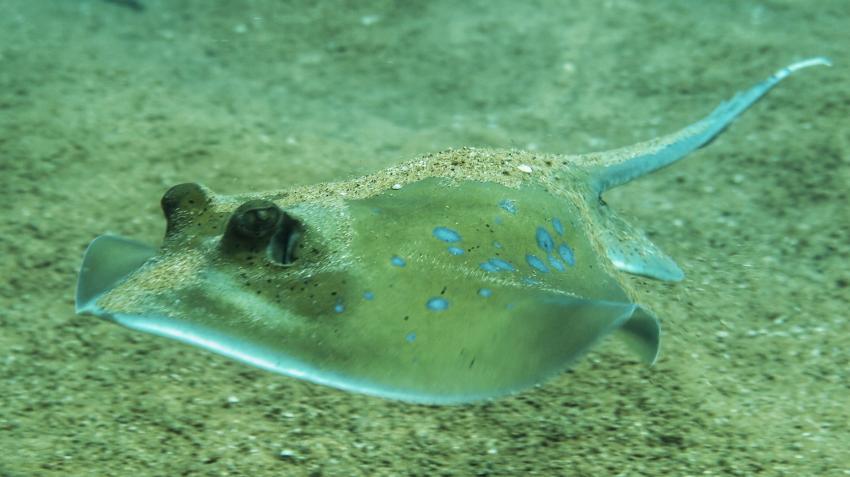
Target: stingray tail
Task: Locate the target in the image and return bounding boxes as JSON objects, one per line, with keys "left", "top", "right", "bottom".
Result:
{"left": 590, "top": 57, "right": 831, "bottom": 194}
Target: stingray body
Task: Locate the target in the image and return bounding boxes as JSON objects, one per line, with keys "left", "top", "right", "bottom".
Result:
{"left": 77, "top": 58, "right": 829, "bottom": 403}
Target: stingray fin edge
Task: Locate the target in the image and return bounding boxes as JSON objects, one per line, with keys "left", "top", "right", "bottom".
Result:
{"left": 75, "top": 235, "right": 157, "bottom": 314}
{"left": 90, "top": 296, "right": 660, "bottom": 406}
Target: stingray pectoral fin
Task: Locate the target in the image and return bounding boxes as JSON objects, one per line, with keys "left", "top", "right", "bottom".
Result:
{"left": 330, "top": 291, "right": 662, "bottom": 404}
{"left": 408, "top": 293, "right": 661, "bottom": 403}
{"left": 596, "top": 204, "right": 685, "bottom": 282}
{"left": 516, "top": 295, "right": 660, "bottom": 372}
{"left": 75, "top": 235, "right": 156, "bottom": 314}
{"left": 617, "top": 305, "right": 661, "bottom": 364}
{"left": 80, "top": 285, "right": 659, "bottom": 404}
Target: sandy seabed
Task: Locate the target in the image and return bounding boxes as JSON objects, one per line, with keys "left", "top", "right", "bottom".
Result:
{"left": 1, "top": 1, "right": 848, "bottom": 475}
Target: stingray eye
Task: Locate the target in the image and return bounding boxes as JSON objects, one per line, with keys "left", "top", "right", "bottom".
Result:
{"left": 222, "top": 200, "right": 303, "bottom": 265}
{"left": 162, "top": 183, "right": 209, "bottom": 215}
{"left": 161, "top": 183, "right": 212, "bottom": 236}
{"left": 230, "top": 200, "right": 282, "bottom": 239}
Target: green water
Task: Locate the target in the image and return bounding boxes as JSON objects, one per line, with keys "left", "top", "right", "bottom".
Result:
{"left": 1, "top": 1, "right": 847, "bottom": 475}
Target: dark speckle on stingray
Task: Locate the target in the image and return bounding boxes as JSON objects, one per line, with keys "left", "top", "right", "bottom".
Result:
{"left": 75, "top": 58, "right": 830, "bottom": 404}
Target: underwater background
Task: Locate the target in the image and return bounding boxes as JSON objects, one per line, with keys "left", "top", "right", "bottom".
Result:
{"left": 1, "top": 0, "right": 848, "bottom": 475}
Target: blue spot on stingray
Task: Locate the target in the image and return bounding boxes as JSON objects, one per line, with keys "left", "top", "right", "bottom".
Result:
{"left": 494, "top": 216, "right": 503, "bottom": 225}
{"left": 390, "top": 255, "right": 406, "bottom": 267}
{"left": 363, "top": 291, "right": 375, "bottom": 301}
{"left": 447, "top": 246, "right": 464, "bottom": 256}
{"left": 426, "top": 297, "right": 449, "bottom": 311}
{"left": 535, "top": 227, "right": 555, "bottom": 253}
{"left": 480, "top": 262, "right": 499, "bottom": 272}
{"left": 558, "top": 244, "right": 576, "bottom": 266}
{"left": 334, "top": 303, "right": 345, "bottom": 313}
{"left": 552, "top": 218, "right": 565, "bottom": 236}
{"left": 488, "top": 258, "right": 515, "bottom": 272}
{"left": 492, "top": 240, "right": 503, "bottom": 249}
{"left": 405, "top": 332, "right": 417, "bottom": 343}
{"left": 433, "top": 226, "right": 461, "bottom": 243}
{"left": 498, "top": 199, "right": 517, "bottom": 214}
{"left": 478, "top": 288, "right": 493, "bottom": 298}
{"left": 548, "top": 255, "right": 566, "bottom": 272}
{"left": 526, "top": 254, "right": 549, "bottom": 273}
{"left": 506, "top": 303, "right": 516, "bottom": 310}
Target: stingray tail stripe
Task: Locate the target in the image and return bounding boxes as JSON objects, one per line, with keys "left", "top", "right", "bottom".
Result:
{"left": 591, "top": 57, "right": 832, "bottom": 193}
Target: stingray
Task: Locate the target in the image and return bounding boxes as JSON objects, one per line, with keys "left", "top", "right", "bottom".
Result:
{"left": 76, "top": 58, "right": 829, "bottom": 404}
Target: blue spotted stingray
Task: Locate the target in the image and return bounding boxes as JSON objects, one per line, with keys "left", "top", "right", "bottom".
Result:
{"left": 76, "top": 58, "right": 829, "bottom": 404}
